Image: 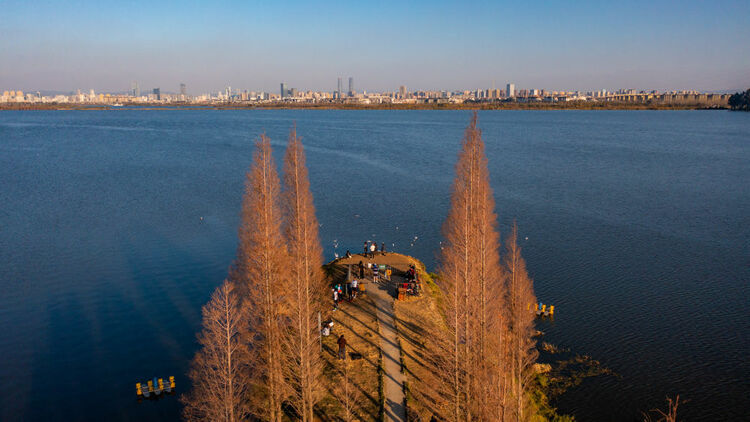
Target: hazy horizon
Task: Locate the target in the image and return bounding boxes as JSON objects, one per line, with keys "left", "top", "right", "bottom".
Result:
{"left": 2, "top": 0, "right": 749, "bottom": 94}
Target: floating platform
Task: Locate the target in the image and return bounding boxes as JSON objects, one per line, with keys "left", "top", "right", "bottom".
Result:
{"left": 136, "top": 376, "right": 175, "bottom": 398}
{"left": 534, "top": 302, "right": 555, "bottom": 318}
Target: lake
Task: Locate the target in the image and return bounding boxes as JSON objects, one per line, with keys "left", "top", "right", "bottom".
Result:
{"left": 0, "top": 109, "right": 747, "bottom": 421}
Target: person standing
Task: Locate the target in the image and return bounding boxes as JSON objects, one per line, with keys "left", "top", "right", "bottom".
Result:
{"left": 333, "top": 288, "right": 339, "bottom": 311}
{"left": 372, "top": 263, "right": 379, "bottom": 283}
{"left": 380, "top": 242, "right": 386, "bottom": 255}
{"left": 363, "top": 241, "right": 368, "bottom": 257}
{"left": 337, "top": 335, "right": 347, "bottom": 360}
{"left": 369, "top": 241, "right": 376, "bottom": 258}
{"left": 351, "top": 278, "right": 358, "bottom": 299}
{"left": 358, "top": 260, "right": 365, "bottom": 279}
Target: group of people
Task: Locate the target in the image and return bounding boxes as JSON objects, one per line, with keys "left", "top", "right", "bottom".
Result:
{"left": 363, "top": 240, "right": 386, "bottom": 258}
{"left": 331, "top": 278, "right": 361, "bottom": 311}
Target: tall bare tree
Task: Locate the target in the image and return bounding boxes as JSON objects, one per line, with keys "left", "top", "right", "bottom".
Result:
{"left": 333, "top": 359, "right": 362, "bottom": 422}
{"left": 182, "top": 281, "right": 250, "bottom": 422}
{"left": 434, "top": 112, "right": 506, "bottom": 421}
{"left": 504, "top": 223, "right": 538, "bottom": 421}
{"left": 281, "top": 126, "right": 326, "bottom": 421}
{"left": 234, "top": 134, "right": 289, "bottom": 421}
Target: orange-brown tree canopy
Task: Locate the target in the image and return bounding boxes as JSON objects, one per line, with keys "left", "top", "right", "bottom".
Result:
{"left": 235, "top": 133, "right": 290, "bottom": 421}
{"left": 435, "top": 112, "right": 507, "bottom": 420}
{"left": 281, "top": 125, "right": 326, "bottom": 421}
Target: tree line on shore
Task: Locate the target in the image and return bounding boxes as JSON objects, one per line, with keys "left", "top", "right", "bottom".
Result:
{"left": 181, "top": 114, "right": 543, "bottom": 421}
{"left": 728, "top": 89, "right": 750, "bottom": 111}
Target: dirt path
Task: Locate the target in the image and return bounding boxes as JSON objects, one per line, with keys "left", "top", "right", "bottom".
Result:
{"left": 369, "top": 278, "right": 406, "bottom": 422}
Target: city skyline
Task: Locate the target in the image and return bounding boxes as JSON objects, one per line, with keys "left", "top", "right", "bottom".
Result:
{"left": 2, "top": 1, "right": 749, "bottom": 93}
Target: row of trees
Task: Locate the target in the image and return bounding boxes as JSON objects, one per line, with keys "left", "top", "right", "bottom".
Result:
{"left": 183, "top": 114, "right": 541, "bottom": 421}
{"left": 182, "top": 127, "right": 327, "bottom": 421}
{"left": 728, "top": 89, "right": 750, "bottom": 111}
{"left": 419, "top": 114, "right": 540, "bottom": 421}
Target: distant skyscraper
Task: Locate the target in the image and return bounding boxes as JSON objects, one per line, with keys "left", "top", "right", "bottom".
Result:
{"left": 153, "top": 88, "right": 160, "bottom": 101}
{"left": 399, "top": 85, "right": 407, "bottom": 98}
{"left": 337, "top": 77, "right": 342, "bottom": 98}
{"left": 131, "top": 81, "right": 140, "bottom": 97}
{"left": 506, "top": 83, "right": 515, "bottom": 98}
{"left": 280, "top": 83, "right": 287, "bottom": 99}
{"left": 348, "top": 77, "right": 354, "bottom": 96}
{"left": 180, "top": 83, "right": 186, "bottom": 96}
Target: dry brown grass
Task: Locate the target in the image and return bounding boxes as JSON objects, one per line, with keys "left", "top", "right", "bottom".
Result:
{"left": 315, "top": 261, "right": 383, "bottom": 421}
{"left": 393, "top": 268, "right": 449, "bottom": 421}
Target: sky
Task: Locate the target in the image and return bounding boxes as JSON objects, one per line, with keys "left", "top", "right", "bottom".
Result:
{"left": 1, "top": 0, "right": 749, "bottom": 94}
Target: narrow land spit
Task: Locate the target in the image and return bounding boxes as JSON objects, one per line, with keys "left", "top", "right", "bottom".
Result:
{"left": 331, "top": 253, "right": 418, "bottom": 422}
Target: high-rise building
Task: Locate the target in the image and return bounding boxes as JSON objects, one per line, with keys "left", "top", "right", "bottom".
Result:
{"left": 348, "top": 77, "right": 354, "bottom": 96}
{"left": 131, "top": 81, "right": 140, "bottom": 97}
{"left": 399, "top": 85, "right": 407, "bottom": 98}
{"left": 153, "top": 88, "right": 161, "bottom": 101}
{"left": 180, "top": 83, "right": 186, "bottom": 96}
{"left": 506, "top": 83, "right": 515, "bottom": 98}
{"left": 280, "top": 83, "right": 287, "bottom": 99}
{"left": 337, "top": 77, "right": 342, "bottom": 99}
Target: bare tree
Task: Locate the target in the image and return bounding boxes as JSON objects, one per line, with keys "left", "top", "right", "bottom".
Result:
{"left": 643, "top": 395, "right": 681, "bottom": 422}
{"left": 433, "top": 112, "right": 507, "bottom": 421}
{"left": 281, "top": 126, "right": 326, "bottom": 421}
{"left": 234, "top": 134, "right": 290, "bottom": 421}
{"left": 503, "top": 223, "right": 538, "bottom": 421}
{"left": 182, "top": 281, "right": 250, "bottom": 422}
{"left": 333, "top": 359, "right": 362, "bottom": 422}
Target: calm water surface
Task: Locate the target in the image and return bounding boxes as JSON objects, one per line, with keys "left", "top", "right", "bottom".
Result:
{"left": 0, "top": 110, "right": 748, "bottom": 421}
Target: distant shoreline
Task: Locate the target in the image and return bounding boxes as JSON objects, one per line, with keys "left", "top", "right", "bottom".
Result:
{"left": 0, "top": 102, "right": 729, "bottom": 111}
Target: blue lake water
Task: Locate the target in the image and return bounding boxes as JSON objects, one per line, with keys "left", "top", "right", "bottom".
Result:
{"left": 0, "top": 109, "right": 747, "bottom": 421}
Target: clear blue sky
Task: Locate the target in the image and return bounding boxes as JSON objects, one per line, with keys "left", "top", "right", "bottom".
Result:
{"left": 2, "top": 0, "right": 748, "bottom": 94}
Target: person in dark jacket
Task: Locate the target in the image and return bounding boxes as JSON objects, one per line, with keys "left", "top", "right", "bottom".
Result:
{"left": 358, "top": 260, "right": 365, "bottom": 278}
{"left": 337, "top": 335, "right": 347, "bottom": 360}
{"left": 380, "top": 242, "right": 386, "bottom": 255}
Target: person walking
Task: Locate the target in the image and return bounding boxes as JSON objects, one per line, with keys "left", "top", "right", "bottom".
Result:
{"left": 337, "top": 335, "right": 347, "bottom": 360}
{"left": 333, "top": 288, "right": 339, "bottom": 311}
{"left": 372, "top": 263, "right": 379, "bottom": 283}
{"left": 351, "top": 278, "right": 358, "bottom": 300}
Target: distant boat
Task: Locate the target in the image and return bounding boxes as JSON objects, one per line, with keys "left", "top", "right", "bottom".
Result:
{"left": 111, "top": 103, "right": 123, "bottom": 107}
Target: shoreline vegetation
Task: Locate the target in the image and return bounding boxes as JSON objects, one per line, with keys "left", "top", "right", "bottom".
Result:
{"left": 0, "top": 101, "right": 732, "bottom": 111}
